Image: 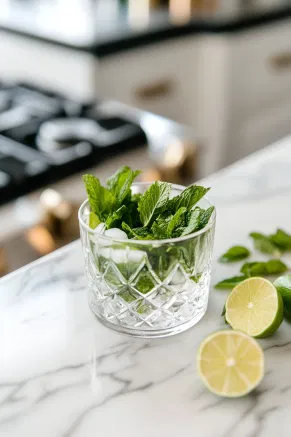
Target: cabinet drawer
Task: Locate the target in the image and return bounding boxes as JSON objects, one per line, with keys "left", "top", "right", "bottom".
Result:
{"left": 232, "top": 21, "right": 291, "bottom": 115}
{"left": 99, "top": 38, "right": 196, "bottom": 125}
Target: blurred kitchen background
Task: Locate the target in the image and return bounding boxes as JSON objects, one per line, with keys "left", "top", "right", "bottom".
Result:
{"left": 1, "top": 0, "right": 291, "bottom": 275}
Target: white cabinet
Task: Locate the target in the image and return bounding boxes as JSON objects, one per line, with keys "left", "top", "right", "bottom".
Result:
{"left": 195, "top": 20, "right": 291, "bottom": 173}
{"left": 231, "top": 21, "right": 291, "bottom": 117}
{"left": 234, "top": 101, "right": 291, "bottom": 163}
{"left": 98, "top": 37, "right": 197, "bottom": 126}
{"left": 1, "top": 19, "right": 291, "bottom": 177}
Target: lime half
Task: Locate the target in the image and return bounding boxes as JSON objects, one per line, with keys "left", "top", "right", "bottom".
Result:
{"left": 226, "top": 277, "right": 283, "bottom": 338}
{"left": 197, "top": 330, "right": 264, "bottom": 397}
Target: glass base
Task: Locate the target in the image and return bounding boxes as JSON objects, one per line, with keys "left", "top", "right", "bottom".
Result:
{"left": 90, "top": 306, "right": 207, "bottom": 338}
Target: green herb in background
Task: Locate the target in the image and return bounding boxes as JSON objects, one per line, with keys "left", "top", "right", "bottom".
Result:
{"left": 240, "top": 260, "right": 288, "bottom": 277}
{"left": 274, "top": 275, "right": 291, "bottom": 322}
{"left": 270, "top": 229, "right": 291, "bottom": 251}
{"left": 215, "top": 276, "right": 248, "bottom": 290}
{"left": 219, "top": 246, "right": 250, "bottom": 263}
{"left": 249, "top": 232, "right": 281, "bottom": 257}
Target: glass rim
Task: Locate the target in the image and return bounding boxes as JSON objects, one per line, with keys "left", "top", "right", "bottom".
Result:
{"left": 78, "top": 182, "right": 216, "bottom": 245}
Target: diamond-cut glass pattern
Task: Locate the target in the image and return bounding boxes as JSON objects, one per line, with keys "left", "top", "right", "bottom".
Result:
{"left": 81, "top": 229, "right": 215, "bottom": 336}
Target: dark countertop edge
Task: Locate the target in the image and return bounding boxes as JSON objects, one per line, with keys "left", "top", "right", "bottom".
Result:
{"left": 1, "top": 7, "right": 291, "bottom": 58}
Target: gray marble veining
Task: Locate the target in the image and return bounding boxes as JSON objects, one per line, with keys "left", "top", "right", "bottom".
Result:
{"left": 1, "top": 137, "right": 291, "bottom": 437}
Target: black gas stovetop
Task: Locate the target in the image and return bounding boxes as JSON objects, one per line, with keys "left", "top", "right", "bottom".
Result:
{"left": 0, "top": 81, "right": 146, "bottom": 206}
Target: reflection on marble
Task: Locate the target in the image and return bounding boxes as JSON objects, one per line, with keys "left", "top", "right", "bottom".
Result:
{"left": 1, "top": 137, "right": 291, "bottom": 437}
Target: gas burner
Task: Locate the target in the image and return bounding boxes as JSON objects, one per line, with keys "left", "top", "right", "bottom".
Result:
{"left": 0, "top": 81, "right": 146, "bottom": 205}
{"left": 36, "top": 118, "right": 98, "bottom": 152}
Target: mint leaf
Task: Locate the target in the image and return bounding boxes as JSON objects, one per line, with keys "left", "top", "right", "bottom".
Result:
{"left": 107, "top": 166, "right": 140, "bottom": 207}
{"left": 181, "top": 208, "right": 201, "bottom": 236}
{"left": 169, "top": 185, "right": 210, "bottom": 213}
{"left": 83, "top": 174, "right": 115, "bottom": 219}
{"left": 138, "top": 181, "right": 171, "bottom": 227}
{"left": 270, "top": 229, "right": 291, "bottom": 251}
{"left": 89, "top": 212, "right": 101, "bottom": 229}
{"left": 119, "top": 290, "right": 136, "bottom": 303}
{"left": 240, "top": 262, "right": 266, "bottom": 277}
{"left": 167, "top": 207, "right": 187, "bottom": 237}
{"left": 135, "top": 272, "right": 155, "bottom": 294}
{"left": 151, "top": 221, "right": 169, "bottom": 239}
{"left": 241, "top": 260, "right": 288, "bottom": 277}
{"left": 265, "top": 259, "right": 288, "bottom": 275}
{"left": 151, "top": 214, "right": 172, "bottom": 239}
{"left": 219, "top": 246, "right": 250, "bottom": 263}
{"left": 215, "top": 276, "right": 247, "bottom": 289}
{"left": 105, "top": 205, "right": 127, "bottom": 229}
{"left": 250, "top": 232, "right": 281, "bottom": 257}
{"left": 190, "top": 273, "right": 202, "bottom": 283}
{"left": 197, "top": 206, "right": 215, "bottom": 230}
{"left": 178, "top": 206, "right": 214, "bottom": 237}
{"left": 274, "top": 275, "right": 291, "bottom": 321}
{"left": 122, "top": 222, "right": 153, "bottom": 240}
{"left": 122, "top": 192, "right": 142, "bottom": 229}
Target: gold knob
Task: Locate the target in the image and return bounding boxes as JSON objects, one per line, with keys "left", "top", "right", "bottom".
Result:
{"left": 142, "top": 140, "right": 199, "bottom": 185}
{"left": 0, "top": 248, "right": 9, "bottom": 277}
{"left": 39, "top": 189, "right": 79, "bottom": 241}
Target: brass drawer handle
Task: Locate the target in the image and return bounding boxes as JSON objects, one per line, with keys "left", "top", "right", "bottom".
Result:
{"left": 0, "top": 247, "right": 8, "bottom": 277}
{"left": 269, "top": 52, "right": 291, "bottom": 71}
{"left": 135, "top": 79, "right": 174, "bottom": 100}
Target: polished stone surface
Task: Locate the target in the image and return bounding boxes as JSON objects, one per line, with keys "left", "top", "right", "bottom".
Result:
{"left": 1, "top": 0, "right": 291, "bottom": 55}
{"left": 1, "top": 136, "right": 291, "bottom": 436}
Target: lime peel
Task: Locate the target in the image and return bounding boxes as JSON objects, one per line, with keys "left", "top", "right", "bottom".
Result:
{"left": 197, "top": 330, "right": 264, "bottom": 398}
{"left": 225, "top": 277, "right": 283, "bottom": 338}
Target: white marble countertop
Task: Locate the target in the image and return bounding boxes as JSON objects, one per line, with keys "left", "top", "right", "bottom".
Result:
{"left": 1, "top": 137, "right": 291, "bottom": 437}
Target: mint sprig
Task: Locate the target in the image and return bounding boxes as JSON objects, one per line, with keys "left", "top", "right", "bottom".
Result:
{"left": 83, "top": 167, "right": 214, "bottom": 239}
{"left": 241, "top": 260, "right": 288, "bottom": 277}
{"left": 270, "top": 229, "right": 291, "bottom": 251}
{"left": 83, "top": 174, "right": 115, "bottom": 220}
{"left": 215, "top": 276, "right": 247, "bottom": 290}
{"left": 250, "top": 232, "right": 281, "bottom": 257}
{"left": 168, "top": 185, "right": 210, "bottom": 212}
{"left": 107, "top": 166, "right": 141, "bottom": 207}
{"left": 219, "top": 246, "right": 250, "bottom": 263}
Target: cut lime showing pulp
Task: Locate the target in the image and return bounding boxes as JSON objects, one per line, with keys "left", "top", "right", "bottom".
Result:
{"left": 226, "top": 277, "right": 283, "bottom": 338}
{"left": 197, "top": 330, "right": 264, "bottom": 397}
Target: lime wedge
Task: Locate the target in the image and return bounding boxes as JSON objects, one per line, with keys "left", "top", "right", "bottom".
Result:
{"left": 197, "top": 330, "right": 264, "bottom": 397}
{"left": 226, "top": 277, "right": 283, "bottom": 338}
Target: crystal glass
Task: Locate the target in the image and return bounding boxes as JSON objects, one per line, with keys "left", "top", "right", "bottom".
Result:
{"left": 79, "top": 183, "right": 216, "bottom": 338}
